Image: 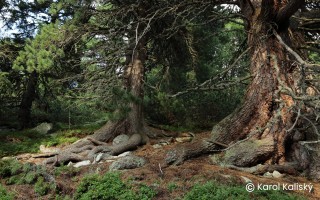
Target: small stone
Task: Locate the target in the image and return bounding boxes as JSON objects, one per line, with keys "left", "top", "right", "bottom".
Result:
{"left": 95, "top": 153, "right": 104, "bottom": 162}
{"left": 240, "top": 176, "right": 252, "bottom": 183}
{"left": 73, "top": 160, "right": 91, "bottom": 168}
{"left": 175, "top": 132, "right": 194, "bottom": 143}
{"left": 94, "top": 153, "right": 113, "bottom": 162}
{"left": 175, "top": 137, "right": 192, "bottom": 143}
{"left": 272, "top": 170, "right": 284, "bottom": 178}
{"left": 112, "top": 134, "right": 129, "bottom": 145}
{"left": 104, "top": 151, "right": 131, "bottom": 162}
{"left": 263, "top": 172, "right": 273, "bottom": 177}
{"left": 67, "top": 161, "right": 74, "bottom": 166}
{"left": 221, "top": 174, "right": 232, "bottom": 179}
{"left": 152, "top": 144, "right": 162, "bottom": 149}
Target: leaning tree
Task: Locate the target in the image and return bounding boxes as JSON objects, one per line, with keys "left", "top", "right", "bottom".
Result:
{"left": 165, "top": 0, "right": 320, "bottom": 180}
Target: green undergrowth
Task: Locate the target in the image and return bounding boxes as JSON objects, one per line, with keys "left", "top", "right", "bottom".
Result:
{"left": 184, "top": 181, "right": 306, "bottom": 200}
{"left": 0, "top": 123, "right": 102, "bottom": 157}
{"left": 0, "top": 160, "right": 309, "bottom": 200}
{"left": 75, "top": 172, "right": 156, "bottom": 200}
{"left": 0, "top": 129, "right": 46, "bottom": 157}
{"left": 0, "top": 159, "right": 55, "bottom": 196}
{"left": 0, "top": 184, "right": 14, "bottom": 200}
{"left": 54, "top": 164, "right": 80, "bottom": 177}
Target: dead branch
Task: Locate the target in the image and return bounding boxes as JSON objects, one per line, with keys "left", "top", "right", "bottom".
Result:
{"left": 169, "top": 75, "right": 251, "bottom": 98}
{"left": 273, "top": 30, "right": 320, "bottom": 72}
{"left": 169, "top": 47, "right": 251, "bottom": 98}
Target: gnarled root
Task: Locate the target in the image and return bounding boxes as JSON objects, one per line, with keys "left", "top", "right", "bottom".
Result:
{"left": 111, "top": 133, "right": 143, "bottom": 155}
{"left": 43, "top": 133, "right": 144, "bottom": 166}
{"left": 224, "top": 163, "right": 299, "bottom": 175}
{"left": 165, "top": 136, "right": 275, "bottom": 166}
{"left": 45, "top": 153, "right": 85, "bottom": 166}
{"left": 165, "top": 138, "right": 219, "bottom": 165}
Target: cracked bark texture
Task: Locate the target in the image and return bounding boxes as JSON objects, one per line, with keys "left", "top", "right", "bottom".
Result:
{"left": 165, "top": 0, "right": 317, "bottom": 179}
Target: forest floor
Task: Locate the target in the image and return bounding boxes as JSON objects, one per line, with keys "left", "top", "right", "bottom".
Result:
{"left": 1, "top": 130, "right": 320, "bottom": 199}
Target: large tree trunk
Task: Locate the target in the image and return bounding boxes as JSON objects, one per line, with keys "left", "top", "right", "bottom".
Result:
{"left": 165, "top": 0, "right": 317, "bottom": 178}
{"left": 18, "top": 70, "right": 38, "bottom": 129}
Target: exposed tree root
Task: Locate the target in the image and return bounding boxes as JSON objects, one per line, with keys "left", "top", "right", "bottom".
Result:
{"left": 43, "top": 121, "right": 150, "bottom": 166}
{"left": 165, "top": 138, "right": 218, "bottom": 165}
{"left": 47, "top": 153, "right": 85, "bottom": 166}
{"left": 111, "top": 133, "right": 144, "bottom": 155}
{"left": 224, "top": 163, "right": 299, "bottom": 175}
{"left": 90, "top": 120, "right": 126, "bottom": 142}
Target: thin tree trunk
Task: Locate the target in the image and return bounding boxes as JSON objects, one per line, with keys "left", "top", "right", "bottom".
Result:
{"left": 91, "top": 34, "right": 148, "bottom": 141}
{"left": 44, "top": 37, "right": 149, "bottom": 165}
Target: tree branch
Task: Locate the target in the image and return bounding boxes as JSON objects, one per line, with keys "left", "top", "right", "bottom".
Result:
{"left": 276, "top": 0, "right": 305, "bottom": 24}
{"left": 273, "top": 30, "right": 320, "bottom": 71}
{"left": 168, "top": 46, "right": 251, "bottom": 98}
{"left": 169, "top": 75, "right": 251, "bottom": 98}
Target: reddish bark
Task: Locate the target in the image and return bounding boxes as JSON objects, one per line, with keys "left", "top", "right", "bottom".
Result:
{"left": 166, "top": 0, "right": 309, "bottom": 173}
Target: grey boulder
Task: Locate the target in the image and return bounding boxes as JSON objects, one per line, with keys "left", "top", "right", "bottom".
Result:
{"left": 109, "top": 155, "right": 147, "bottom": 171}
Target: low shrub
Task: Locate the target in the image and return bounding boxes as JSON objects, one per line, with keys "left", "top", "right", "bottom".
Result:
{"left": 34, "top": 176, "right": 52, "bottom": 196}
{"left": 184, "top": 181, "right": 306, "bottom": 200}
{"left": 168, "top": 182, "right": 178, "bottom": 193}
{"left": 0, "top": 184, "right": 14, "bottom": 200}
{"left": 6, "top": 175, "right": 24, "bottom": 185}
{"left": 75, "top": 172, "right": 156, "bottom": 200}
{"left": 0, "top": 159, "right": 22, "bottom": 178}
{"left": 54, "top": 165, "right": 80, "bottom": 177}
